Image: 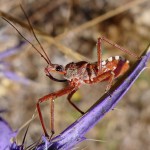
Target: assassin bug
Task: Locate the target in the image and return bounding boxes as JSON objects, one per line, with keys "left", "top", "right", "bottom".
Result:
{"left": 2, "top": 5, "right": 140, "bottom": 138}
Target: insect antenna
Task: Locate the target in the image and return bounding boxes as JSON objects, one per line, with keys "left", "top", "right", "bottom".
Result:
{"left": 20, "top": 4, "right": 52, "bottom": 66}
{"left": 2, "top": 5, "right": 67, "bottom": 82}
{"left": 2, "top": 17, "right": 50, "bottom": 65}
{"left": 19, "top": 5, "right": 67, "bottom": 82}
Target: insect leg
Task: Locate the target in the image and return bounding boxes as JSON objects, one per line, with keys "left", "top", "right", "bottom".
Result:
{"left": 46, "top": 73, "right": 67, "bottom": 82}
{"left": 84, "top": 71, "right": 112, "bottom": 84}
{"left": 105, "top": 71, "right": 115, "bottom": 93}
{"left": 99, "top": 37, "right": 140, "bottom": 59}
{"left": 50, "top": 99, "right": 54, "bottom": 139}
{"left": 85, "top": 71, "right": 115, "bottom": 96}
{"left": 36, "top": 85, "right": 75, "bottom": 138}
{"left": 67, "top": 89, "right": 84, "bottom": 115}
{"left": 97, "top": 37, "right": 102, "bottom": 74}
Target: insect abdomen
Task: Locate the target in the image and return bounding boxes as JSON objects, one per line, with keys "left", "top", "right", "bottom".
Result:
{"left": 102, "top": 56, "right": 129, "bottom": 78}
{"left": 85, "top": 56, "right": 130, "bottom": 82}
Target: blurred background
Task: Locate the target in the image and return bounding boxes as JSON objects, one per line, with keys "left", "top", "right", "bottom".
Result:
{"left": 0, "top": 0, "right": 150, "bottom": 149}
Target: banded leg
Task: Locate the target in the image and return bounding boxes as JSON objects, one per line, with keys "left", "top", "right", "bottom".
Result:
{"left": 67, "top": 89, "right": 84, "bottom": 115}
{"left": 37, "top": 85, "right": 75, "bottom": 138}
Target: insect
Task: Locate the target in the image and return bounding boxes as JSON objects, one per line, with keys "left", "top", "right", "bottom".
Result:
{"left": 2, "top": 5, "right": 140, "bottom": 139}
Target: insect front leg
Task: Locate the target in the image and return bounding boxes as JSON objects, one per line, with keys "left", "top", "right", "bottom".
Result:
{"left": 36, "top": 86, "right": 75, "bottom": 138}
{"left": 46, "top": 72, "right": 67, "bottom": 82}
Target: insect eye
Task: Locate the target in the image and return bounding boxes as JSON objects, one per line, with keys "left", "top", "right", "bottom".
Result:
{"left": 56, "top": 65, "right": 63, "bottom": 72}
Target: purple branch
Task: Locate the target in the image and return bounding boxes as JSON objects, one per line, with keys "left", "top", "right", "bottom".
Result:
{"left": 0, "top": 41, "right": 25, "bottom": 60}
{"left": 0, "top": 41, "right": 33, "bottom": 85}
{"left": 0, "top": 116, "right": 19, "bottom": 150}
{"left": 3, "top": 70, "right": 31, "bottom": 85}
{"left": 0, "top": 117, "right": 12, "bottom": 150}
{"left": 37, "top": 45, "right": 150, "bottom": 150}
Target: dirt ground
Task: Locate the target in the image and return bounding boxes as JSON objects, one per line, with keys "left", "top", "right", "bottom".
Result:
{"left": 0, "top": 0, "right": 150, "bottom": 149}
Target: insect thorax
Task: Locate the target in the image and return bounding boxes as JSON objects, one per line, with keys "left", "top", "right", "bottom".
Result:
{"left": 64, "top": 61, "right": 89, "bottom": 81}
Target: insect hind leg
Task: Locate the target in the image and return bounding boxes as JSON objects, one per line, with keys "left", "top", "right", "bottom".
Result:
{"left": 99, "top": 36, "right": 140, "bottom": 59}
{"left": 104, "top": 71, "right": 115, "bottom": 98}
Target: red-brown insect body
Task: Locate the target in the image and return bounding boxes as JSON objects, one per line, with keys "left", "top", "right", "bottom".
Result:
{"left": 39, "top": 37, "right": 135, "bottom": 138}
{"left": 3, "top": 8, "right": 139, "bottom": 138}
{"left": 45, "top": 56, "right": 129, "bottom": 88}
